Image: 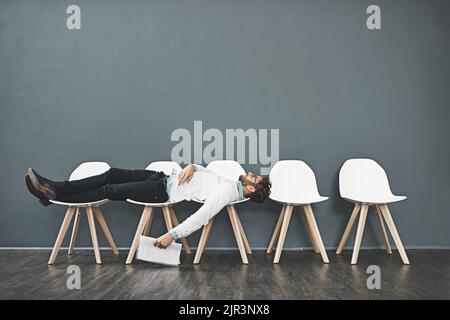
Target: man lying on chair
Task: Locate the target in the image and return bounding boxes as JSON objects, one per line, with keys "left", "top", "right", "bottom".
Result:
{"left": 25, "top": 164, "right": 271, "bottom": 248}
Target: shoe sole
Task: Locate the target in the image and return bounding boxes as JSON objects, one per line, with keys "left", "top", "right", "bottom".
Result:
{"left": 27, "top": 168, "right": 57, "bottom": 200}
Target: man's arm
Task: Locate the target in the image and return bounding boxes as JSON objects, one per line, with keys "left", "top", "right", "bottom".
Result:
{"left": 170, "top": 187, "right": 235, "bottom": 239}
{"left": 154, "top": 188, "right": 234, "bottom": 248}
{"left": 177, "top": 163, "right": 206, "bottom": 186}
{"left": 154, "top": 164, "right": 229, "bottom": 248}
{"left": 192, "top": 164, "right": 206, "bottom": 171}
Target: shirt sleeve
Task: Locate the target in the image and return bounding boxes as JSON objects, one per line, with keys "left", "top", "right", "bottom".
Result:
{"left": 193, "top": 164, "right": 206, "bottom": 171}
{"left": 170, "top": 186, "right": 236, "bottom": 239}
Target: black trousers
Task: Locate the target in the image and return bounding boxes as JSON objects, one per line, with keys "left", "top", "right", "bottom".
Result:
{"left": 53, "top": 168, "right": 169, "bottom": 203}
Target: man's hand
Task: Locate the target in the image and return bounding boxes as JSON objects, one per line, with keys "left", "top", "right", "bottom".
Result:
{"left": 154, "top": 232, "right": 174, "bottom": 249}
{"left": 178, "top": 164, "right": 195, "bottom": 186}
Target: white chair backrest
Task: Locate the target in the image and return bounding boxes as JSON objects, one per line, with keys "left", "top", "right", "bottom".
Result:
{"left": 69, "top": 162, "right": 111, "bottom": 181}
{"left": 269, "top": 160, "right": 322, "bottom": 202}
{"left": 206, "top": 160, "right": 246, "bottom": 181}
{"left": 145, "top": 161, "right": 182, "bottom": 175}
{"left": 339, "top": 159, "right": 395, "bottom": 200}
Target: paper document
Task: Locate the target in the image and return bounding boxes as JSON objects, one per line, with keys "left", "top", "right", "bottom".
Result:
{"left": 136, "top": 236, "right": 182, "bottom": 266}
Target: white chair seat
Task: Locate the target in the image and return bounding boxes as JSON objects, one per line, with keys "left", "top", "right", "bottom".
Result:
{"left": 230, "top": 198, "right": 250, "bottom": 205}
{"left": 339, "top": 158, "right": 407, "bottom": 205}
{"left": 50, "top": 199, "right": 109, "bottom": 207}
{"left": 193, "top": 198, "right": 249, "bottom": 205}
{"left": 269, "top": 160, "right": 328, "bottom": 206}
{"left": 126, "top": 198, "right": 182, "bottom": 207}
{"left": 269, "top": 194, "right": 328, "bottom": 205}
{"left": 342, "top": 195, "right": 406, "bottom": 205}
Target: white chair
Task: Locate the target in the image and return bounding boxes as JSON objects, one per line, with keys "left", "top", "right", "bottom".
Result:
{"left": 48, "top": 162, "right": 119, "bottom": 264}
{"left": 125, "top": 161, "right": 191, "bottom": 264}
{"left": 267, "top": 160, "right": 329, "bottom": 264}
{"left": 336, "top": 158, "right": 410, "bottom": 264}
{"left": 193, "top": 160, "right": 252, "bottom": 264}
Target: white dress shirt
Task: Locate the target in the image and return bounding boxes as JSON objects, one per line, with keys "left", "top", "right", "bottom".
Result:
{"left": 168, "top": 165, "right": 243, "bottom": 239}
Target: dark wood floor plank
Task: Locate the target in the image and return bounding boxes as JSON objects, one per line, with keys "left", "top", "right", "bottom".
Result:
{"left": 0, "top": 250, "right": 448, "bottom": 300}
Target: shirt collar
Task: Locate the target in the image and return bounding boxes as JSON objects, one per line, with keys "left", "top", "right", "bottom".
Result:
{"left": 236, "top": 181, "right": 244, "bottom": 201}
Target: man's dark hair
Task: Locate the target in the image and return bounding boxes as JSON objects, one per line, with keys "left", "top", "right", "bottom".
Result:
{"left": 249, "top": 176, "right": 272, "bottom": 203}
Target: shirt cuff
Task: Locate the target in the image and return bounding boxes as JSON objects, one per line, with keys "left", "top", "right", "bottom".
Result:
{"left": 193, "top": 164, "right": 205, "bottom": 171}
{"left": 169, "top": 229, "right": 181, "bottom": 240}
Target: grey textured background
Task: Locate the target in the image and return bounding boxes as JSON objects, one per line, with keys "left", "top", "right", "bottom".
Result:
{"left": 1, "top": 0, "right": 449, "bottom": 249}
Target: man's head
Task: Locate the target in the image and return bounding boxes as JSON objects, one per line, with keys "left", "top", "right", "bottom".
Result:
{"left": 239, "top": 172, "right": 272, "bottom": 203}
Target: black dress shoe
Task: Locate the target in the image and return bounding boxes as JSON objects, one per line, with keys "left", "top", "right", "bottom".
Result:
{"left": 27, "top": 168, "right": 58, "bottom": 200}
{"left": 25, "top": 174, "right": 51, "bottom": 206}
{"left": 31, "top": 169, "right": 56, "bottom": 187}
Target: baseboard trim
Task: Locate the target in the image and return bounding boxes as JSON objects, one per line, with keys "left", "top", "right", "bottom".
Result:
{"left": 0, "top": 246, "right": 449, "bottom": 251}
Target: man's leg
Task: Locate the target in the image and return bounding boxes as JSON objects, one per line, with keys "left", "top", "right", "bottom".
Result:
{"left": 55, "top": 175, "right": 169, "bottom": 204}
{"left": 49, "top": 168, "right": 158, "bottom": 196}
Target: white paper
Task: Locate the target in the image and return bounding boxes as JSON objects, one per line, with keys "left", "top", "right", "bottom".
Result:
{"left": 136, "top": 236, "right": 182, "bottom": 266}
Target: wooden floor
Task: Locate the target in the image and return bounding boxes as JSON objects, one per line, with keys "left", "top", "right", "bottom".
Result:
{"left": 0, "top": 249, "right": 449, "bottom": 299}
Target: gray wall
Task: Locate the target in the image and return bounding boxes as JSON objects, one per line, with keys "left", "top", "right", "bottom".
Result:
{"left": 1, "top": 0, "right": 449, "bottom": 249}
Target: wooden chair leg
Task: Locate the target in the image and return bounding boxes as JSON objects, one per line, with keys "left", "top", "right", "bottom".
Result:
{"left": 93, "top": 207, "right": 119, "bottom": 255}
{"left": 301, "top": 207, "right": 319, "bottom": 253}
{"left": 375, "top": 205, "right": 392, "bottom": 255}
{"left": 351, "top": 204, "right": 369, "bottom": 265}
{"left": 204, "top": 217, "right": 215, "bottom": 244}
{"left": 125, "top": 206, "right": 153, "bottom": 264}
{"left": 193, "top": 219, "right": 214, "bottom": 264}
{"left": 169, "top": 207, "right": 191, "bottom": 254}
{"left": 336, "top": 203, "right": 361, "bottom": 254}
{"left": 227, "top": 206, "right": 248, "bottom": 264}
{"left": 231, "top": 206, "right": 252, "bottom": 255}
{"left": 273, "top": 205, "right": 293, "bottom": 264}
{"left": 143, "top": 207, "right": 154, "bottom": 236}
{"left": 379, "top": 204, "right": 410, "bottom": 264}
{"left": 303, "top": 204, "right": 329, "bottom": 263}
{"left": 48, "top": 206, "right": 76, "bottom": 264}
{"left": 267, "top": 205, "right": 286, "bottom": 254}
{"left": 86, "top": 206, "right": 102, "bottom": 264}
{"left": 68, "top": 207, "right": 81, "bottom": 255}
{"left": 162, "top": 206, "right": 173, "bottom": 230}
